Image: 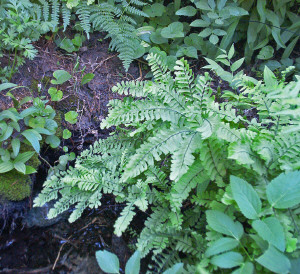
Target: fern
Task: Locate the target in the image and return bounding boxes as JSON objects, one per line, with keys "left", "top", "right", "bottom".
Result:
{"left": 36, "top": 53, "right": 300, "bottom": 272}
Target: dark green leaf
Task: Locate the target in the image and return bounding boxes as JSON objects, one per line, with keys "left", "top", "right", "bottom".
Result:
{"left": 256, "top": 245, "right": 290, "bottom": 273}
{"left": 161, "top": 22, "right": 184, "bottom": 39}
{"left": 22, "top": 129, "right": 41, "bottom": 153}
{"left": 205, "top": 238, "right": 239, "bottom": 257}
{"left": 211, "top": 252, "right": 243, "bottom": 269}
{"left": 266, "top": 171, "right": 300, "bottom": 209}
{"left": 176, "top": 6, "right": 197, "bottom": 16}
{"left": 51, "top": 70, "right": 72, "bottom": 85}
{"left": 81, "top": 73, "right": 95, "bottom": 85}
{"left": 252, "top": 217, "right": 285, "bottom": 252}
{"left": 230, "top": 176, "right": 261, "bottom": 219}
{"left": 46, "top": 135, "right": 60, "bottom": 148}
{"left": 206, "top": 210, "right": 244, "bottom": 240}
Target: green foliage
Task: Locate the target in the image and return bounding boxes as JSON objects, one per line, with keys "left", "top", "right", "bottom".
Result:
{"left": 205, "top": 172, "right": 300, "bottom": 273}
{"left": 35, "top": 51, "right": 300, "bottom": 272}
{"left": 95, "top": 249, "right": 183, "bottom": 274}
{"left": 0, "top": 69, "right": 78, "bottom": 175}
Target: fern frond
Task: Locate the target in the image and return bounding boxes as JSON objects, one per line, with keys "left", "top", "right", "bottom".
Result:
{"left": 50, "top": 0, "right": 60, "bottom": 30}
{"left": 114, "top": 202, "right": 136, "bottom": 236}
{"left": 76, "top": 2, "right": 91, "bottom": 38}
{"left": 122, "top": 128, "right": 193, "bottom": 181}
{"left": 200, "top": 138, "right": 226, "bottom": 186}
{"left": 61, "top": 2, "right": 71, "bottom": 31}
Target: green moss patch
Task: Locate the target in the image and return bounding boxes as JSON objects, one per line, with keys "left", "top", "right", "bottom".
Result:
{"left": 0, "top": 171, "right": 31, "bottom": 201}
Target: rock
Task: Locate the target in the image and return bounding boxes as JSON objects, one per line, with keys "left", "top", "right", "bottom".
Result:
{"left": 22, "top": 201, "right": 66, "bottom": 228}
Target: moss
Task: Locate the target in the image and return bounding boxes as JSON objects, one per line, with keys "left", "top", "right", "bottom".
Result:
{"left": 0, "top": 171, "right": 31, "bottom": 201}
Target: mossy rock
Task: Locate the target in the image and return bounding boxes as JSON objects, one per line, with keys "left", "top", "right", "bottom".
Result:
{"left": 0, "top": 171, "right": 31, "bottom": 201}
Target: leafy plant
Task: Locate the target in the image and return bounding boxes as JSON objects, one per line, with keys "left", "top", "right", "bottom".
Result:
{"left": 95, "top": 249, "right": 184, "bottom": 274}
{"left": 35, "top": 51, "right": 300, "bottom": 272}
{"left": 0, "top": 68, "right": 81, "bottom": 175}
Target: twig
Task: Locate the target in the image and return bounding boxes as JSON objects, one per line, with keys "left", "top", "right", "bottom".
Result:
{"left": 92, "top": 54, "right": 118, "bottom": 73}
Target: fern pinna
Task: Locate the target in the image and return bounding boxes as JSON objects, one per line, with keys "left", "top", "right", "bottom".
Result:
{"left": 35, "top": 52, "right": 300, "bottom": 272}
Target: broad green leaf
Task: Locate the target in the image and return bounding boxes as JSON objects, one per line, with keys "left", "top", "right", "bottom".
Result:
{"left": 29, "top": 117, "right": 46, "bottom": 129}
{"left": 232, "top": 262, "right": 254, "bottom": 274}
{"left": 0, "top": 83, "right": 17, "bottom": 92}
{"left": 14, "top": 162, "right": 26, "bottom": 174}
{"left": 150, "top": 29, "right": 168, "bottom": 44}
{"left": 282, "top": 37, "right": 299, "bottom": 59}
{"left": 0, "top": 109, "right": 20, "bottom": 122}
{"left": 59, "top": 38, "right": 76, "bottom": 53}
{"left": 206, "top": 210, "right": 244, "bottom": 240}
{"left": 46, "top": 135, "right": 60, "bottom": 148}
{"left": 256, "top": 245, "right": 290, "bottom": 273}
{"left": 125, "top": 250, "right": 140, "bottom": 274}
{"left": 81, "top": 73, "right": 95, "bottom": 85}
{"left": 205, "top": 238, "right": 239, "bottom": 257}
{"left": 176, "top": 46, "right": 198, "bottom": 59}
{"left": 161, "top": 22, "right": 184, "bottom": 39}
{"left": 14, "top": 151, "right": 35, "bottom": 163}
{"left": 266, "top": 171, "right": 300, "bottom": 209}
{"left": 211, "top": 252, "right": 243, "bottom": 269}
{"left": 65, "top": 111, "right": 78, "bottom": 124}
{"left": 22, "top": 129, "right": 41, "bottom": 153}
{"left": 252, "top": 217, "right": 285, "bottom": 252}
{"left": 231, "top": 58, "right": 244, "bottom": 72}
{"left": 11, "top": 138, "right": 20, "bottom": 157}
{"left": 0, "top": 161, "right": 14, "bottom": 173}
{"left": 143, "top": 3, "right": 165, "bottom": 17}
{"left": 63, "top": 129, "right": 72, "bottom": 139}
{"left": 257, "top": 46, "right": 274, "bottom": 60}
{"left": 162, "top": 263, "right": 184, "bottom": 274}
{"left": 199, "top": 28, "right": 212, "bottom": 38}
{"left": 190, "top": 19, "right": 210, "bottom": 27}
{"left": 25, "top": 165, "right": 37, "bottom": 174}
{"left": 176, "top": 6, "right": 197, "bottom": 16}
{"left": 51, "top": 70, "right": 71, "bottom": 85}
{"left": 209, "top": 34, "right": 219, "bottom": 45}
{"left": 48, "top": 87, "right": 63, "bottom": 101}
{"left": 230, "top": 176, "right": 261, "bottom": 219}
{"left": 45, "top": 119, "right": 58, "bottom": 133}
{"left": 95, "top": 250, "right": 119, "bottom": 274}
{"left": 0, "top": 125, "right": 13, "bottom": 142}
{"left": 213, "top": 29, "right": 226, "bottom": 36}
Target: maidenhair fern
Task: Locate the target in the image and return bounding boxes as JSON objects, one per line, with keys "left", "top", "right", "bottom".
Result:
{"left": 35, "top": 50, "right": 300, "bottom": 272}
